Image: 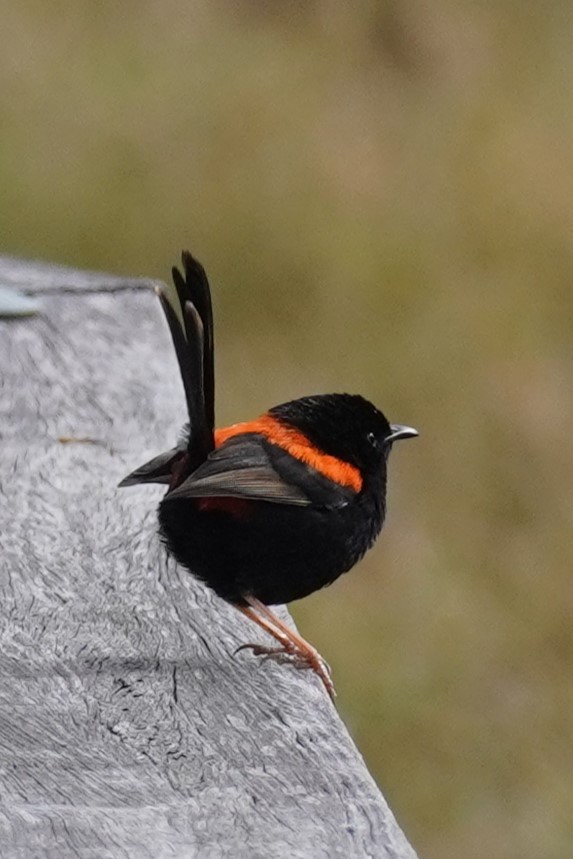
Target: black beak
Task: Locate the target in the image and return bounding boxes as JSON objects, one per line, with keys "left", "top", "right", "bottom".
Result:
{"left": 387, "top": 424, "right": 419, "bottom": 443}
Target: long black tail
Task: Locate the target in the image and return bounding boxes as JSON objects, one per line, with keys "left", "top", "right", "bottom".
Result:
{"left": 118, "top": 251, "right": 215, "bottom": 489}
{"left": 159, "top": 251, "right": 215, "bottom": 465}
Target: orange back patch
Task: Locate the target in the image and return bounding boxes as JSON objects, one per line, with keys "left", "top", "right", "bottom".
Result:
{"left": 214, "top": 414, "right": 363, "bottom": 492}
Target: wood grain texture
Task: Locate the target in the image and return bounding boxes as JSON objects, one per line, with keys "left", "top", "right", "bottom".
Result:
{"left": 0, "top": 255, "right": 418, "bottom": 859}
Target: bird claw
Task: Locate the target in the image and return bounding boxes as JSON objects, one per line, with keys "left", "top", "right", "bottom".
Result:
{"left": 234, "top": 642, "right": 289, "bottom": 658}
{"left": 234, "top": 642, "right": 296, "bottom": 663}
{"left": 234, "top": 641, "right": 336, "bottom": 699}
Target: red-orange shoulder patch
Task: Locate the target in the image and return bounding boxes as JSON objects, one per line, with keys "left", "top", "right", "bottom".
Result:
{"left": 197, "top": 497, "right": 252, "bottom": 518}
{"left": 214, "top": 414, "right": 363, "bottom": 492}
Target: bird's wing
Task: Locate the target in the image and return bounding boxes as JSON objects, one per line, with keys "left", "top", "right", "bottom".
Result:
{"left": 164, "top": 435, "right": 353, "bottom": 508}
{"left": 118, "top": 444, "right": 185, "bottom": 487}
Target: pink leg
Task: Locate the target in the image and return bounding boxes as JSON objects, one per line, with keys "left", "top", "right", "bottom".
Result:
{"left": 235, "top": 597, "right": 335, "bottom": 700}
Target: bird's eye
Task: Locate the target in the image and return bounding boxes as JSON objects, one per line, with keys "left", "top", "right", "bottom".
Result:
{"left": 366, "top": 432, "right": 377, "bottom": 447}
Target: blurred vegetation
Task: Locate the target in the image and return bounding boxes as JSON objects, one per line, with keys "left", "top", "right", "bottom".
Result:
{"left": 3, "top": 1, "right": 573, "bottom": 856}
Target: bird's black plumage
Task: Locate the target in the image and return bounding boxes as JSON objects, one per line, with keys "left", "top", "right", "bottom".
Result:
{"left": 158, "top": 394, "right": 390, "bottom": 606}
{"left": 120, "top": 252, "right": 417, "bottom": 698}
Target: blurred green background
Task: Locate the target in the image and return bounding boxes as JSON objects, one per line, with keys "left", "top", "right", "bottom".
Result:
{"left": 3, "top": 2, "right": 573, "bottom": 856}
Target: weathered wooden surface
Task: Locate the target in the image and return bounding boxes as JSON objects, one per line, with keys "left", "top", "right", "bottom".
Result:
{"left": 0, "top": 255, "right": 418, "bottom": 859}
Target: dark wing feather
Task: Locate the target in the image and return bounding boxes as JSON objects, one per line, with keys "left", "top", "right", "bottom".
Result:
{"left": 172, "top": 466, "right": 311, "bottom": 506}
{"left": 165, "top": 435, "right": 354, "bottom": 509}
{"left": 165, "top": 436, "right": 311, "bottom": 506}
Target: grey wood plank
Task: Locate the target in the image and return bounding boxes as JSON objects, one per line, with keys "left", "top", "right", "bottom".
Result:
{"left": 0, "top": 253, "right": 156, "bottom": 294}
{"left": 0, "top": 255, "right": 418, "bottom": 859}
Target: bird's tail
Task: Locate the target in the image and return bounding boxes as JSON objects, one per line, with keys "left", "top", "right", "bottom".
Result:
{"left": 119, "top": 251, "right": 215, "bottom": 488}
{"left": 160, "top": 251, "right": 215, "bottom": 461}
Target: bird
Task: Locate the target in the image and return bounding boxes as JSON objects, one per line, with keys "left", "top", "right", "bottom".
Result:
{"left": 119, "top": 252, "right": 417, "bottom": 699}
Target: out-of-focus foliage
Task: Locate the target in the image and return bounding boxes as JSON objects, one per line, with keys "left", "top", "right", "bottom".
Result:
{"left": 2, "top": 2, "right": 573, "bottom": 856}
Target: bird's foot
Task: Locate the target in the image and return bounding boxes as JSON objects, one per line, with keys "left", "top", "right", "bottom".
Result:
{"left": 235, "top": 640, "right": 335, "bottom": 700}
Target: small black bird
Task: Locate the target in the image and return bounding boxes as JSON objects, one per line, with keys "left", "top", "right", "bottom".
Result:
{"left": 120, "top": 252, "right": 417, "bottom": 698}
